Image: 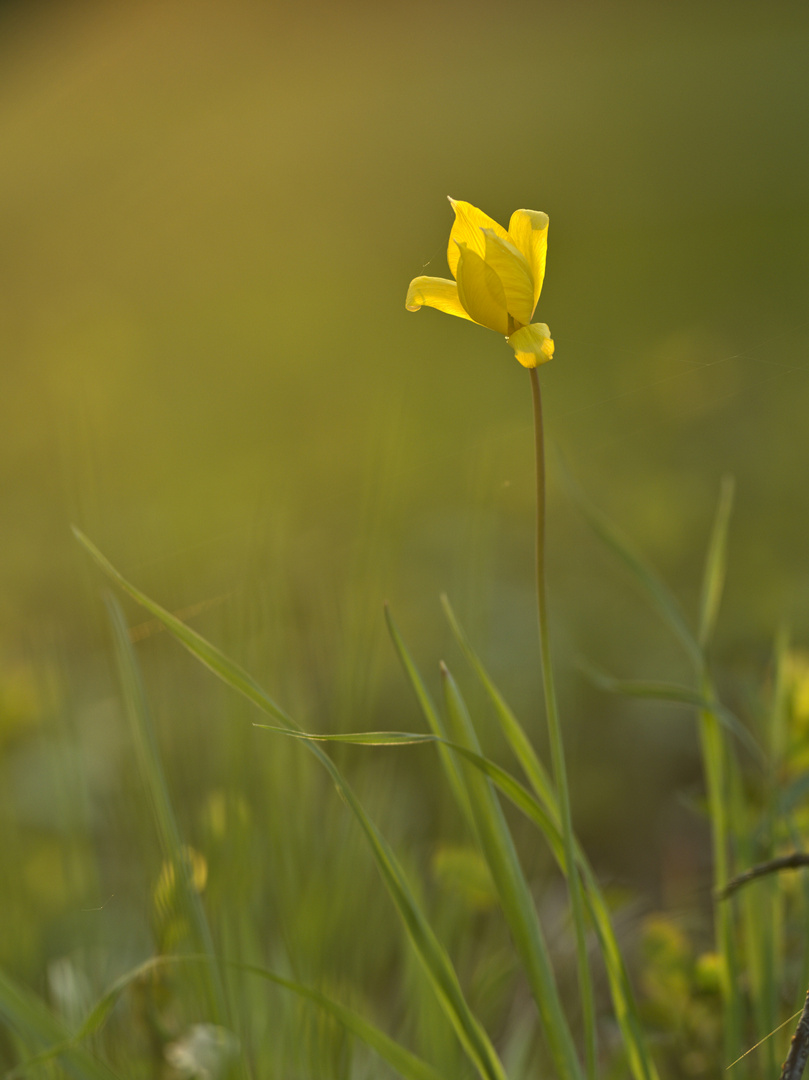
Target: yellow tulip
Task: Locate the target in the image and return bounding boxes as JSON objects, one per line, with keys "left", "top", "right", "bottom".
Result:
{"left": 406, "top": 198, "right": 555, "bottom": 368}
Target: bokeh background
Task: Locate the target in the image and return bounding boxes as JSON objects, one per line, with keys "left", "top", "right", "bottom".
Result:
{"left": 1, "top": 0, "right": 809, "bottom": 1065}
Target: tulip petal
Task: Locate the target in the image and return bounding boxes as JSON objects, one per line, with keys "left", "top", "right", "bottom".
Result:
{"left": 481, "top": 229, "right": 535, "bottom": 328}
{"left": 508, "top": 210, "right": 549, "bottom": 314}
{"left": 446, "top": 198, "right": 511, "bottom": 279}
{"left": 507, "top": 322, "right": 555, "bottom": 368}
{"left": 455, "top": 243, "right": 509, "bottom": 335}
{"left": 405, "top": 276, "right": 474, "bottom": 321}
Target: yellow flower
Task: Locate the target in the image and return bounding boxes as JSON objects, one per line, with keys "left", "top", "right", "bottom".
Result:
{"left": 406, "top": 198, "right": 555, "bottom": 368}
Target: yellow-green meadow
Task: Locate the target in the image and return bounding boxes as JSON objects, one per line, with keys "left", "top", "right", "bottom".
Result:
{"left": 2, "top": 2, "right": 809, "bottom": 1077}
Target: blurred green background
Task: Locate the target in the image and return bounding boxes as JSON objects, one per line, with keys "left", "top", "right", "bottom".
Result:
{"left": 1, "top": 0, "right": 809, "bottom": 1064}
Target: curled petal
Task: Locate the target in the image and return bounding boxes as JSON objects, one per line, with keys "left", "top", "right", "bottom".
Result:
{"left": 507, "top": 322, "right": 555, "bottom": 368}
{"left": 508, "top": 209, "right": 549, "bottom": 314}
{"left": 446, "top": 198, "right": 511, "bottom": 279}
{"left": 482, "top": 229, "right": 535, "bottom": 328}
{"left": 405, "top": 276, "right": 474, "bottom": 321}
{"left": 455, "top": 243, "right": 509, "bottom": 335}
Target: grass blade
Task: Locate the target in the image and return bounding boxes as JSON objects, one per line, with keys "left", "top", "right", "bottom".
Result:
{"left": 384, "top": 604, "right": 473, "bottom": 827}
{"left": 558, "top": 466, "right": 701, "bottom": 667}
{"left": 75, "top": 530, "right": 507, "bottom": 1080}
{"left": 554, "top": 469, "right": 751, "bottom": 1069}
{"left": 548, "top": 479, "right": 744, "bottom": 1063}
{"left": 440, "top": 663, "right": 584, "bottom": 1080}
{"left": 698, "top": 476, "right": 735, "bottom": 651}
{"left": 440, "top": 597, "right": 660, "bottom": 1080}
{"left": 552, "top": 480, "right": 746, "bottom": 1065}
{"left": 440, "top": 595, "right": 555, "bottom": 816}
{"left": 578, "top": 664, "right": 764, "bottom": 764}
{"left": 696, "top": 481, "right": 748, "bottom": 1065}
{"left": 771, "top": 628, "right": 809, "bottom": 997}
{"left": 254, "top": 716, "right": 661, "bottom": 1080}
{"left": 448, "top": 744, "right": 658, "bottom": 1080}
{"left": 260, "top": 726, "right": 508, "bottom": 1080}
{"left": 63, "top": 953, "right": 446, "bottom": 1080}
{"left": 73, "top": 528, "right": 294, "bottom": 730}
{"left": 253, "top": 729, "right": 437, "bottom": 745}
{"left": 698, "top": 686, "right": 744, "bottom": 1065}
{"left": 731, "top": 768, "right": 779, "bottom": 1077}
{"left": 0, "top": 967, "right": 121, "bottom": 1080}
{"left": 105, "top": 594, "right": 229, "bottom": 1028}
{"left": 236, "top": 963, "right": 446, "bottom": 1080}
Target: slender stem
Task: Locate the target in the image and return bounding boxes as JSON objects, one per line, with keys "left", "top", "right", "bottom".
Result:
{"left": 781, "top": 989, "right": 809, "bottom": 1080}
{"left": 718, "top": 852, "right": 809, "bottom": 900}
{"left": 529, "top": 367, "right": 597, "bottom": 1080}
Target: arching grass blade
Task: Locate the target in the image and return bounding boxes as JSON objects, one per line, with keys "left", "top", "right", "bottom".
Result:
{"left": 75, "top": 529, "right": 507, "bottom": 1080}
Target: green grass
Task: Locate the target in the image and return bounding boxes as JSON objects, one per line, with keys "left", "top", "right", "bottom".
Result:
{"left": 3, "top": 470, "right": 807, "bottom": 1077}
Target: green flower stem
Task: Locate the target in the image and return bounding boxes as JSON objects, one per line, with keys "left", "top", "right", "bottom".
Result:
{"left": 529, "top": 367, "right": 597, "bottom": 1080}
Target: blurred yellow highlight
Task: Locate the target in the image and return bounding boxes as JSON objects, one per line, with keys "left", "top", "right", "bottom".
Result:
{"left": 406, "top": 198, "right": 555, "bottom": 368}
{"left": 153, "top": 845, "right": 209, "bottom": 917}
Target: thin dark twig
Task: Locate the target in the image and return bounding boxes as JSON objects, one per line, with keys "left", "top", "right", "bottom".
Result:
{"left": 716, "top": 853, "right": 809, "bottom": 900}
{"left": 781, "top": 990, "right": 809, "bottom": 1080}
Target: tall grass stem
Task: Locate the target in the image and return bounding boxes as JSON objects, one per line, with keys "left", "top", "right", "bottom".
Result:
{"left": 529, "top": 368, "right": 597, "bottom": 1079}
